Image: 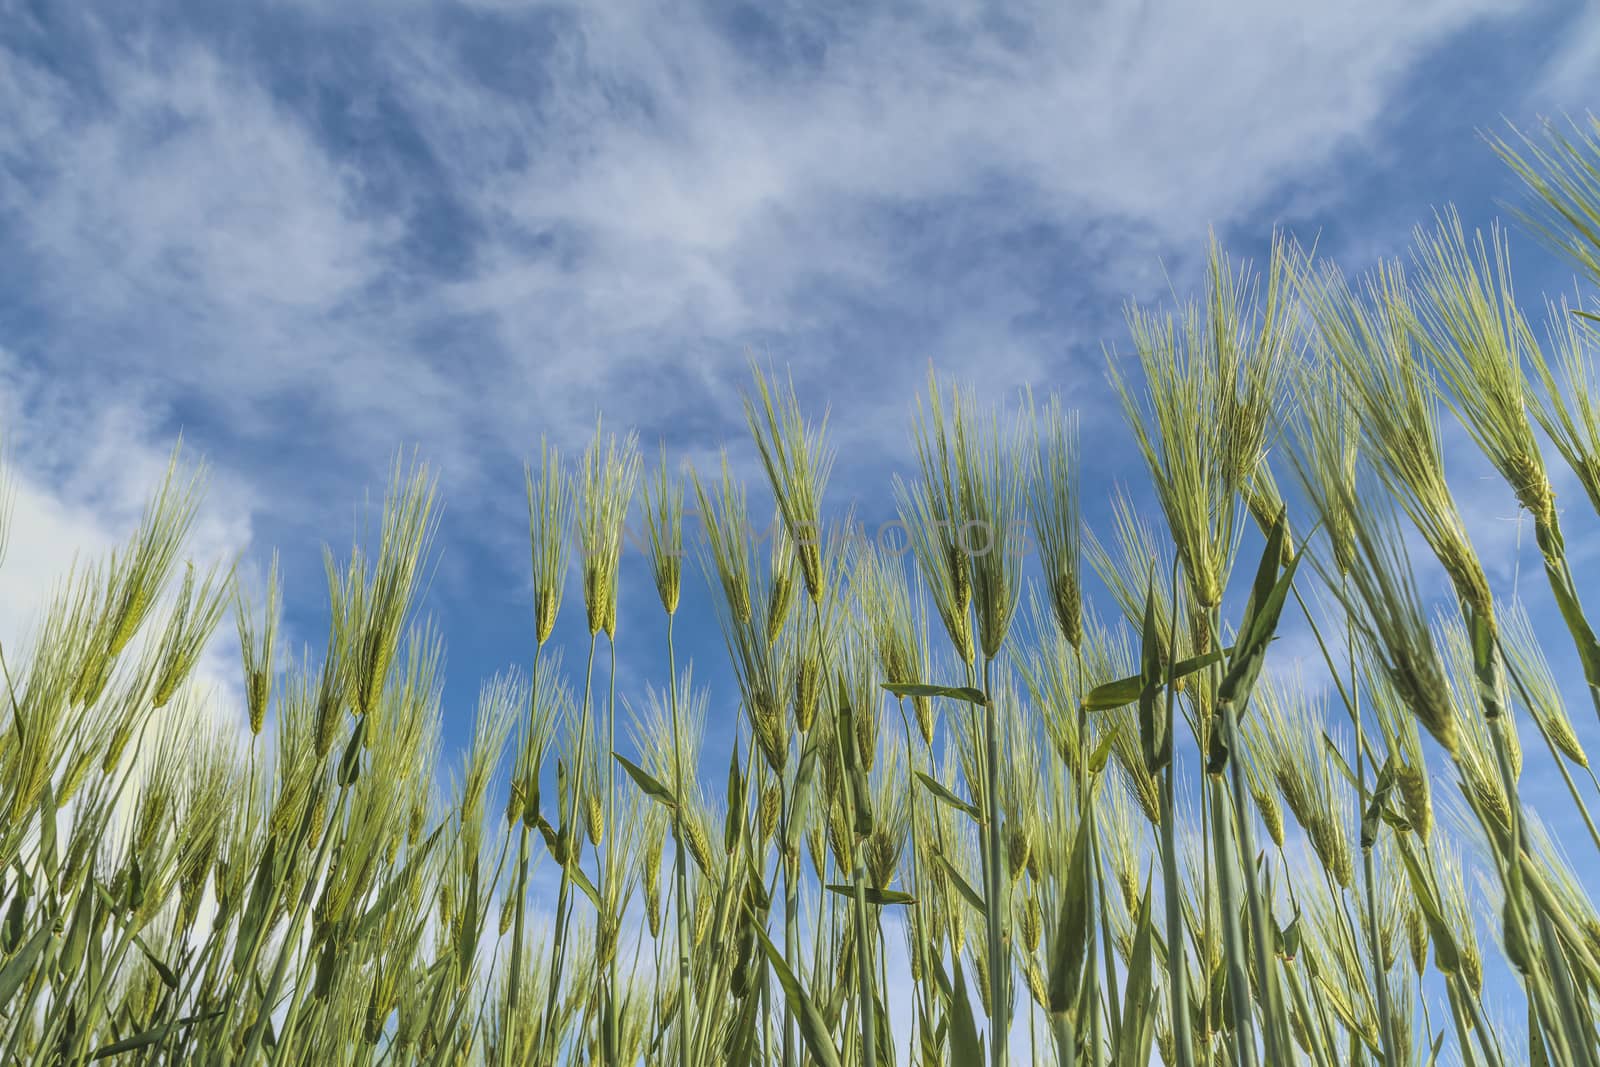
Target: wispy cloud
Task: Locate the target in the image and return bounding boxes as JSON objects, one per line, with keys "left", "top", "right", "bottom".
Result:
{"left": 0, "top": 0, "right": 1591, "bottom": 796}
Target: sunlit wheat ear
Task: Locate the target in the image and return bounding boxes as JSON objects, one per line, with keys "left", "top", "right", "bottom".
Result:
{"left": 709, "top": 524, "right": 789, "bottom": 774}
{"left": 1295, "top": 251, "right": 1495, "bottom": 630}
{"left": 1109, "top": 250, "right": 1243, "bottom": 611}
{"left": 1317, "top": 473, "right": 1458, "bottom": 757}
{"left": 951, "top": 380, "right": 1028, "bottom": 660}
{"left": 1217, "top": 231, "right": 1297, "bottom": 548}
{"left": 1528, "top": 295, "right": 1600, "bottom": 518}
{"left": 996, "top": 675, "right": 1040, "bottom": 881}
{"left": 629, "top": 664, "right": 707, "bottom": 790}
{"left": 745, "top": 360, "right": 834, "bottom": 604}
{"left": 1245, "top": 670, "right": 1354, "bottom": 888}
{"left": 1027, "top": 390, "right": 1083, "bottom": 649}
{"left": 639, "top": 443, "right": 685, "bottom": 618}
{"left": 577, "top": 417, "right": 641, "bottom": 639}
{"left": 312, "top": 544, "right": 363, "bottom": 757}
{"left": 561, "top": 709, "right": 604, "bottom": 848}
{"left": 1017, "top": 586, "right": 1084, "bottom": 774}
{"left": 1283, "top": 287, "right": 1363, "bottom": 577}
{"left": 896, "top": 367, "right": 975, "bottom": 666}
{"left": 839, "top": 624, "right": 884, "bottom": 773}
{"left": 1084, "top": 486, "right": 1196, "bottom": 657}
{"left": 525, "top": 436, "right": 574, "bottom": 645}
{"left": 852, "top": 541, "right": 933, "bottom": 739}
{"left": 865, "top": 735, "right": 910, "bottom": 886}
{"left": 1097, "top": 775, "right": 1146, "bottom": 914}
{"left": 598, "top": 792, "right": 646, "bottom": 964}
{"left": 1365, "top": 836, "right": 1407, "bottom": 973}
{"left": 234, "top": 550, "right": 281, "bottom": 735}
{"left": 150, "top": 558, "right": 232, "bottom": 709}
{"left": 1296, "top": 871, "right": 1379, "bottom": 1046}
{"left": 507, "top": 651, "right": 570, "bottom": 830}
{"left": 1368, "top": 670, "right": 1435, "bottom": 839}
{"left": 1408, "top": 209, "right": 1556, "bottom": 526}
{"left": 784, "top": 610, "right": 823, "bottom": 734}
{"left": 765, "top": 508, "right": 798, "bottom": 646}
{"left": 1500, "top": 598, "right": 1587, "bottom": 765}
{"left": 1489, "top": 113, "right": 1600, "bottom": 290}
{"left": 7, "top": 564, "right": 99, "bottom": 813}
{"left": 457, "top": 665, "right": 519, "bottom": 844}
{"left": 350, "top": 450, "right": 440, "bottom": 719}
{"left": 692, "top": 450, "right": 755, "bottom": 627}
{"left": 1438, "top": 611, "right": 1517, "bottom": 828}
{"left": 1434, "top": 838, "right": 1485, "bottom": 996}
{"left": 1241, "top": 752, "right": 1285, "bottom": 851}
{"left": 102, "top": 439, "right": 209, "bottom": 663}
{"left": 1522, "top": 814, "right": 1600, "bottom": 969}
{"left": 1079, "top": 610, "right": 1162, "bottom": 824}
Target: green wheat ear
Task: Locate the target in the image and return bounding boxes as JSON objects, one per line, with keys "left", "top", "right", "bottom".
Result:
{"left": 1293, "top": 248, "right": 1495, "bottom": 632}
{"left": 525, "top": 435, "right": 573, "bottom": 647}
{"left": 640, "top": 442, "right": 685, "bottom": 616}
{"left": 577, "top": 416, "right": 640, "bottom": 639}
{"left": 1528, "top": 293, "right": 1600, "bottom": 518}
{"left": 1027, "top": 389, "right": 1084, "bottom": 651}
{"left": 1407, "top": 209, "right": 1554, "bottom": 526}
{"left": 234, "top": 549, "right": 281, "bottom": 734}
{"left": 745, "top": 359, "right": 835, "bottom": 605}
{"left": 1489, "top": 113, "right": 1600, "bottom": 292}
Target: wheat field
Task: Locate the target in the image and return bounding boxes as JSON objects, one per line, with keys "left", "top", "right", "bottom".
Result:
{"left": 4, "top": 116, "right": 1600, "bottom": 1066}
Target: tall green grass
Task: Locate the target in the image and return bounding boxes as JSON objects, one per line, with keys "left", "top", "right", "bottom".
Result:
{"left": 5, "top": 115, "right": 1600, "bottom": 1065}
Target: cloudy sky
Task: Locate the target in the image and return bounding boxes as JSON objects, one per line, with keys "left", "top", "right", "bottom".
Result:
{"left": 3, "top": 0, "right": 1600, "bottom": 1047}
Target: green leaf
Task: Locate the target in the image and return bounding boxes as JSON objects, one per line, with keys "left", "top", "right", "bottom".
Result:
{"left": 1087, "top": 726, "right": 1119, "bottom": 775}
{"left": 1277, "top": 913, "right": 1302, "bottom": 962}
{"left": 1137, "top": 570, "right": 1170, "bottom": 774}
{"left": 724, "top": 739, "right": 746, "bottom": 855}
{"left": 1219, "top": 523, "right": 1307, "bottom": 707}
{"left": 949, "top": 954, "right": 984, "bottom": 1066}
{"left": 90, "top": 1009, "right": 224, "bottom": 1061}
{"left": 881, "top": 682, "right": 988, "bottom": 706}
{"left": 934, "top": 853, "right": 986, "bottom": 914}
{"left": 1322, "top": 732, "right": 1358, "bottom": 791}
{"left": 1047, "top": 815, "right": 1093, "bottom": 1013}
{"left": 1085, "top": 647, "right": 1230, "bottom": 712}
{"left": 1464, "top": 603, "right": 1504, "bottom": 720}
{"left": 38, "top": 784, "right": 57, "bottom": 882}
{"left": 914, "top": 771, "right": 981, "bottom": 823}
{"left": 235, "top": 838, "right": 279, "bottom": 965}
{"left": 0, "top": 923, "right": 52, "bottom": 1004}
{"left": 1361, "top": 758, "right": 1395, "bottom": 850}
{"left": 613, "top": 751, "right": 679, "bottom": 809}
{"left": 1114, "top": 883, "right": 1159, "bottom": 1067}
{"left": 571, "top": 864, "right": 603, "bottom": 911}
{"left": 752, "top": 921, "right": 843, "bottom": 1067}
{"left": 824, "top": 884, "right": 917, "bottom": 906}
{"left": 132, "top": 934, "right": 179, "bottom": 989}
{"left": 338, "top": 715, "right": 366, "bottom": 787}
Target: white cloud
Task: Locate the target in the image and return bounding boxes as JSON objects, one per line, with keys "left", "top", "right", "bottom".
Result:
{"left": 0, "top": 347, "right": 262, "bottom": 739}
{"left": 0, "top": 0, "right": 1538, "bottom": 500}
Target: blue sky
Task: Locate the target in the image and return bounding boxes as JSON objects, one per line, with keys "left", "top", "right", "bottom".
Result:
{"left": 3, "top": 0, "right": 1600, "bottom": 1050}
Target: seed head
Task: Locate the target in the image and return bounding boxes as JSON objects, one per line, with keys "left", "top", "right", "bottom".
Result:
{"left": 744, "top": 361, "right": 834, "bottom": 604}
{"left": 525, "top": 437, "right": 573, "bottom": 645}
{"left": 576, "top": 418, "right": 640, "bottom": 639}
{"left": 640, "top": 443, "right": 684, "bottom": 616}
